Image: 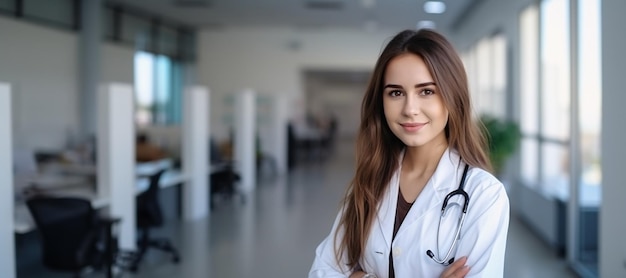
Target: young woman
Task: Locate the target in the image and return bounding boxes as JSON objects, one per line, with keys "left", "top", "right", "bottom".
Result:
{"left": 309, "top": 29, "right": 510, "bottom": 278}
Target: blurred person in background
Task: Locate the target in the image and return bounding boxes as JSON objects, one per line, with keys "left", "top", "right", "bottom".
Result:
{"left": 136, "top": 133, "right": 165, "bottom": 162}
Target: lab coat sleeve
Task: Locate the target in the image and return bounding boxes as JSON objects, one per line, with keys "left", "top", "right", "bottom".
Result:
{"left": 309, "top": 208, "right": 353, "bottom": 278}
{"left": 455, "top": 176, "right": 510, "bottom": 278}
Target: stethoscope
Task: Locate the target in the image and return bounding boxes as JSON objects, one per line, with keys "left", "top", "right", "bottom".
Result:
{"left": 426, "top": 163, "right": 470, "bottom": 266}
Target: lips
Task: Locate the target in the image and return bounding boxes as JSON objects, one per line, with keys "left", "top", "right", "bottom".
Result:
{"left": 400, "top": 122, "right": 426, "bottom": 132}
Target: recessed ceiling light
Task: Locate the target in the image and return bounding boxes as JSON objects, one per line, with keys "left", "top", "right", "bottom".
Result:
{"left": 362, "top": 0, "right": 376, "bottom": 9}
{"left": 424, "top": 1, "right": 446, "bottom": 14}
{"left": 416, "top": 20, "right": 436, "bottom": 30}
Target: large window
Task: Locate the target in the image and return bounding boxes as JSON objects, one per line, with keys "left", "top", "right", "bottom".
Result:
{"left": 575, "top": 0, "right": 602, "bottom": 275}
{"left": 0, "top": 0, "right": 75, "bottom": 29}
{"left": 23, "top": 0, "right": 74, "bottom": 28}
{"left": 134, "top": 51, "right": 183, "bottom": 126}
{"left": 519, "top": 0, "right": 602, "bottom": 276}
{"left": 520, "top": 0, "right": 571, "bottom": 196}
{"left": 540, "top": 0, "right": 571, "bottom": 197}
{"left": 0, "top": 1, "right": 196, "bottom": 62}
{"left": 462, "top": 33, "right": 507, "bottom": 119}
{"left": 519, "top": 4, "right": 539, "bottom": 186}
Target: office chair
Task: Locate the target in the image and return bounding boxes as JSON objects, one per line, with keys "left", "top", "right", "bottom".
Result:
{"left": 26, "top": 196, "right": 119, "bottom": 278}
{"left": 210, "top": 162, "right": 241, "bottom": 209}
{"left": 208, "top": 137, "right": 242, "bottom": 208}
{"left": 129, "top": 169, "right": 180, "bottom": 272}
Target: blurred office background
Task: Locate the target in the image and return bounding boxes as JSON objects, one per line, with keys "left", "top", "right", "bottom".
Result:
{"left": 1, "top": 0, "right": 624, "bottom": 277}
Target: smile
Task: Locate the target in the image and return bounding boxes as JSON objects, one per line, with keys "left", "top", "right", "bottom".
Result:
{"left": 400, "top": 122, "right": 426, "bottom": 132}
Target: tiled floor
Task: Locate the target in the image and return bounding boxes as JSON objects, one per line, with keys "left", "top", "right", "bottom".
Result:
{"left": 17, "top": 139, "right": 579, "bottom": 277}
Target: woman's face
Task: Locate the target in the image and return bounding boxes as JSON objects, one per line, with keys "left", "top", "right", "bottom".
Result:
{"left": 382, "top": 53, "right": 449, "bottom": 148}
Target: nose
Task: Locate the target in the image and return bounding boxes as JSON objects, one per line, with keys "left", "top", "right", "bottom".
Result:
{"left": 402, "top": 94, "right": 420, "bottom": 116}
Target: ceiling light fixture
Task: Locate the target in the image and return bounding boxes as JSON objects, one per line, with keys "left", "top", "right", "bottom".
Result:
{"left": 416, "top": 20, "right": 436, "bottom": 30}
{"left": 362, "top": 0, "right": 376, "bottom": 9}
{"left": 424, "top": 1, "right": 446, "bottom": 14}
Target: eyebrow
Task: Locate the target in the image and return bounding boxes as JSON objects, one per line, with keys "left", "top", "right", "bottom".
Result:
{"left": 383, "top": 82, "right": 436, "bottom": 89}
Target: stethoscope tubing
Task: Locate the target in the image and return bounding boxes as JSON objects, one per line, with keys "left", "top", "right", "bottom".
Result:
{"left": 426, "top": 163, "right": 470, "bottom": 265}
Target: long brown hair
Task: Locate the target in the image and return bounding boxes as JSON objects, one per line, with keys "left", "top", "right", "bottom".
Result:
{"left": 334, "top": 29, "right": 492, "bottom": 269}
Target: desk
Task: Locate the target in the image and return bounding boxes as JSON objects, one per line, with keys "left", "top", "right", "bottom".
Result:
{"left": 14, "top": 159, "right": 228, "bottom": 234}
{"left": 14, "top": 168, "right": 187, "bottom": 235}
{"left": 44, "top": 159, "right": 174, "bottom": 177}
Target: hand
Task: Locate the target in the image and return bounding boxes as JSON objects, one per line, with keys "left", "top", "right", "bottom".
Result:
{"left": 439, "top": 256, "right": 470, "bottom": 278}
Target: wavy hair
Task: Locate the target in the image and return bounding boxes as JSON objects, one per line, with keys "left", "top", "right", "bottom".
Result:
{"left": 334, "top": 29, "right": 492, "bottom": 269}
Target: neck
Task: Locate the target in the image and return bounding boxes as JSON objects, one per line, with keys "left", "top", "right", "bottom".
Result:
{"left": 402, "top": 140, "right": 448, "bottom": 176}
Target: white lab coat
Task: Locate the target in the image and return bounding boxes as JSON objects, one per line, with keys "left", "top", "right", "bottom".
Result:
{"left": 309, "top": 148, "right": 510, "bottom": 278}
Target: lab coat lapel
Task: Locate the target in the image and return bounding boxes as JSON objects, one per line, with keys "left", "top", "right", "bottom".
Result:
{"left": 396, "top": 148, "right": 462, "bottom": 236}
{"left": 376, "top": 166, "right": 400, "bottom": 247}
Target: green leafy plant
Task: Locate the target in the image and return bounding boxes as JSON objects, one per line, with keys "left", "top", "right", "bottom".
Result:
{"left": 480, "top": 115, "right": 521, "bottom": 175}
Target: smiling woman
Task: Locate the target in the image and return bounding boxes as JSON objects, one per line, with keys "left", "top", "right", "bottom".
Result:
{"left": 382, "top": 54, "right": 449, "bottom": 149}
{"left": 309, "top": 29, "right": 509, "bottom": 278}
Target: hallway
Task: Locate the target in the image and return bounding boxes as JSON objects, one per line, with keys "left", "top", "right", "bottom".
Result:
{"left": 19, "top": 138, "right": 579, "bottom": 277}
{"left": 123, "top": 138, "right": 578, "bottom": 277}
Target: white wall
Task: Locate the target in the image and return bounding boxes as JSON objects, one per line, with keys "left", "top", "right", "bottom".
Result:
{"left": 101, "top": 44, "right": 135, "bottom": 85}
{"left": 0, "top": 16, "right": 79, "bottom": 150}
{"left": 0, "top": 16, "right": 134, "bottom": 151}
{"left": 197, "top": 27, "right": 398, "bottom": 141}
{"left": 600, "top": 0, "right": 626, "bottom": 276}
{"left": 306, "top": 79, "right": 366, "bottom": 138}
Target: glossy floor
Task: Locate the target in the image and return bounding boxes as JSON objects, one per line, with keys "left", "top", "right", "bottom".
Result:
{"left": 17, "top": 139, "right": 578, "bottom": 277}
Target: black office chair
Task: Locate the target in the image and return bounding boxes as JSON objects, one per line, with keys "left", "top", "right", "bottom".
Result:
{"left": 210, "top": 162, "right": 241, "bottom": 209}
{"left": 129, "top": 169, "right": 180, "bottom": 272}
{"left": 26, "top": 196, "right": 119, "bottom": 278}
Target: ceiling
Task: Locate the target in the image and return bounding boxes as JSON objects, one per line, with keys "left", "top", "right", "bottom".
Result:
{"left": 109, "top": 0, "right": 477, "bottom": 31}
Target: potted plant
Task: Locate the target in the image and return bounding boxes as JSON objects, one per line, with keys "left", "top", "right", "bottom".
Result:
{"left": 480, "top": 115, "right": 521, "bottom": 175}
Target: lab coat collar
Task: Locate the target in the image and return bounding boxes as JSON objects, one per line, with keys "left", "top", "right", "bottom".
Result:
{"left": 375, "top": 147, "right": 464, "bottom": 246}
{"left": 430, "top": 148, "right": 464, "bottom": 193}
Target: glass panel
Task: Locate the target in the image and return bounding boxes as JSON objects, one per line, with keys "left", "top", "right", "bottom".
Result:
{"left": 122, "top": 13, "right": 151, "bottom": 49}
{"left": 154, "top": 55, "right": 172, "bottom": 124}
{"left": 0, "top": 0, "right": 15, "bottom": 12}
{"left": 490, "top": 34, "right": 506, "bottom": 118}
{"left": 475, "top": 38, "right": 491, "bottom": 116}
{"left": 134, "top": 51, "right": 183, "bottom": 126}
{"left": 540, "top": 0, "right": 570, "bottom": 140}
{"left": 540, "top": 142, "right": 569, "bottom": 200}
{"left": 576, "top": 0, "right": 601, "bottom": 275}
{"left": 24, "top": 0, "right": 74, "bottom": 28}
{"left": 520, "top": 4, "right": 539, "bottom": 135}
{"left": 159, "top": 26, "right": 179, "bottom": 57}
{"left": 521, "top": 138, "right": 539, "bottom": 186}
{"left": 578, "top": 0, "right": 602, "bottom": 207}
{"left": 463, "top": 49, "right": 479, "bottom": 113}
{"left": 135, "top": 51, "right": 155, "bottom": 126}
{"left": 169, "top": 61, "right": 184, "bottom": 124}
{"left": 178, "top": 31, "right": 196, "bottom": 61}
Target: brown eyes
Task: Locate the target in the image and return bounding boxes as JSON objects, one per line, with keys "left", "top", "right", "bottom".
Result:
{"left": 388, "top": 90, "right": 403, "bottom": 97}
{"left": 421, "top": 89, "right": 435, "bottom": 96}
{"left": 386, "top": 89, "right": 435, "bottom": 97}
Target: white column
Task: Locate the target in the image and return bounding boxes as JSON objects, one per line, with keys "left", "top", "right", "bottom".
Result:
{"left": 0, "top": 83, "right": 16, "bottom": 278}
{"left": 271, "top": 96, "right": 289, "bottom": 175}
{"left": 97, "top": 83, "right": 136, "bottom": 250}
{"left": 601, "top": 0, "right": 626, "bottom": 277}
{"left": 234, "top": 89, "right": 256, "bottom": 193}
{"left": 182, "top": 86, "right": 209, "bottom": 220}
